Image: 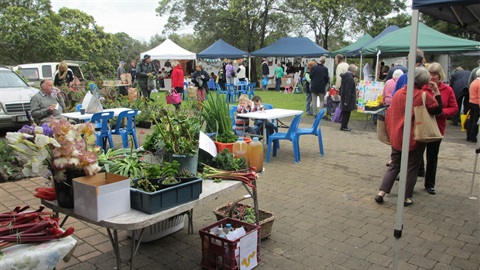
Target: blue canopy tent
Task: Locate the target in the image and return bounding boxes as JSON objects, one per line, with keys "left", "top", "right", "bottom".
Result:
{"left": 391, "top": 1, "right": 480, "bottom": 269}
{"left": 197, "top": 39, "right": 249, "bottom": 59}
{"left": 250, "top": 37, "right": 329, "bottom": 57}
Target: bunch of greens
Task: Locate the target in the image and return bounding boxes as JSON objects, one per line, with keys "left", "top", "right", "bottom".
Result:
{"left": 211, "top": 149, "right": 247, "bottom": 171}
{"left": 201, "top": 94, "right": 237, "bottom": 143}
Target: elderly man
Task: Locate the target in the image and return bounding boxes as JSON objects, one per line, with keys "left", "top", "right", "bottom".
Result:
{"left": 310, "top": 56, "right": 330, "bottom": 116}
{"left": 30, "top": 79, "right": 66, "bottom": 124}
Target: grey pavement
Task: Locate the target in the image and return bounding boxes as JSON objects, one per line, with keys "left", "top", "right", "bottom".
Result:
{"left": 0, "top": 116, "right": 478, "bottom": 270}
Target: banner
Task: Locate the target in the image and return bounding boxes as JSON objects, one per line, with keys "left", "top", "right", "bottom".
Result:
{"left": 357, "top": 80, "right": 385, "bottom": 112}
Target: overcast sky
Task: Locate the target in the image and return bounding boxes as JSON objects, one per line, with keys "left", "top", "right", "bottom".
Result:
{"left": 50, "top": 0, "right": 170, "bottom": 42}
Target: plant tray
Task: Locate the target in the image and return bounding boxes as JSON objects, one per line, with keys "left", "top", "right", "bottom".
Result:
{"left": 130, "top": 178, "right": 203, "bottom": 214}
{"left": 213, "top": 202, "right": 275, "bottom": 240}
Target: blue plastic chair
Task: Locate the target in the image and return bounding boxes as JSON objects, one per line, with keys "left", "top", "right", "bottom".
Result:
{"left": 225, "top": 83, "right": 236, "bottom": 103}
{"left": 246, "top": 82, "right": 256, "bottom": 99}
{"left": 112, "top": 110, "right": 139, "bottom": 149}
{"left": 215, "top": 83, "right": 227, "bottom": 98}
{"left": 237, "top": 81, "right": 248, "bottom": 99}
{"left": 262, "top": 104, "right": 278, "bottom": 133}
{"left": 295, "top": 108, "right": 326, "bottom": 159}
{"left": 266, "top": 113, "right": 303, "bottom": 164}
{"left": 90, "top": 111, "right": 114, "bottom": 151}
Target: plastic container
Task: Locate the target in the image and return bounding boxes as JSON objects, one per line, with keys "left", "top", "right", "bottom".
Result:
{"left": 233, "top": 137, "right": 248, "bottom": 158}
{"left": 248, "top": 137, "right": 263, "bottom": 172}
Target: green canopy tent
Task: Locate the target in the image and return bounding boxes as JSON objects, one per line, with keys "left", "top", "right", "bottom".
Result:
{"left": 331, "top": 33, "right": 373, "bottom": 57}
{"left": 361, "top": 22, "right": 480, "bottom": 56}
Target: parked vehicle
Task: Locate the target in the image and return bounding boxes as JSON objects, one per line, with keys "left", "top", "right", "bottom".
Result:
{"left": 13, "top": 62, "right": 85, "bottom": 88}
{"left": 0, "top": 66, "right": 39, "bottom": 130}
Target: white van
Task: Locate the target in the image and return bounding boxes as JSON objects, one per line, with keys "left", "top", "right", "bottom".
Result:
{"left": 0, "top": 66, "right": 39, "bottom": 130}
{"left": 13, "top": 62, "right": 85, "bottom": 87}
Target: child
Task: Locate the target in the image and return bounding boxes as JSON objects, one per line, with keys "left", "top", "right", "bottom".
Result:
{"left": 251, "top": 95, "right": 276, "bottom": 140}
{"left": 234, "top": 94, "right": 255, "bottom": 136}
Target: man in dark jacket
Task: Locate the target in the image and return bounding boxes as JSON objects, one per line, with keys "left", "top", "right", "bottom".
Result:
{"left": 450, "top": 67, "right": 471, "bottom": 125}
{"left": 309, "top": 56, "right": 330, "bottom": 116}
{"left": 136, "top": 54, "right": 156, "bottom": 99}
{"left": 339, "top": 64, "right": 357, "bottom": 131}
{"left": 261, "top": 58, "right": 269, "bottom": 91}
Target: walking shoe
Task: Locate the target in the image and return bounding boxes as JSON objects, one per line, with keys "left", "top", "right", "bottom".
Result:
{"left": 425, "top": 187, "right": 436, "bottom": 195}
{"left": 404, "top": 198, "right": 413, "bottom": 206}
{"left": 340, "top": 127, "right": 352, "bottom": 131}
{"left": 375, "top": 195, "right": 384, "bottom": 203}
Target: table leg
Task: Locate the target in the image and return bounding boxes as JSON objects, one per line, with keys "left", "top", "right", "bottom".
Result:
{"left": 107, "top": 228, "right": 122, "bottom": 270}
{"left": 187, "top": 209, "right": 194, "bottom": 234}
{"left": 129, "top": 228, "right": 145, "bottom": 270}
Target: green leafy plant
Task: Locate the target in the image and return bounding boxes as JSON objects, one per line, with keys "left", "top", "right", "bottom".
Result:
{"left": 136, "top": 178, "right": 159, "bottom": 192}
{"left": 152, "top": 109, "right": 201, "bottom": 156}
{"left": 160, "top": 160, "right": 180, "bottom": 178}
{"left": 176, "top": 168, "right": 195, "bottom": 178}
{"left": 98, "top": 147, "right": 145, "bottom": 179}
{"left": 201, "top": 93, "right": 237, "bottom": 143}
{"left": 161, "top": 176, "right": 180, "bottom": 185}
{"left": 211, "top": 149, "right": 247, "bottom": 171}
{"left": 144, "top": 164, "right": 162, "bottom": 179}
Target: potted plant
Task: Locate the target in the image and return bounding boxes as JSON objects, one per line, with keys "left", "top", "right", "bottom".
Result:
{"left": 147, "top": 109, "right": 201, "bottom": 175}
{"left": 201, "top": 94, "right": 242, "bottom": 152}
{"left": 158, "top": 160, "right": 181, "bottom": 187}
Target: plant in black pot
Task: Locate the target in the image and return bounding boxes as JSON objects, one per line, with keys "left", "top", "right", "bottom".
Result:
{"left": 158, "top": 160, "right": 181, "bottom": 187}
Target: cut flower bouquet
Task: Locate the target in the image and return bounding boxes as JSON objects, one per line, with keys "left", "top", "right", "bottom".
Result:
{"left": 6, "top": 118, "right": 101, "bottom": 182}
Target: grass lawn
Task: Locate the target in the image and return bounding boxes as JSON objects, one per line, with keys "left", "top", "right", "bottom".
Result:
{"left": 251, "top": 89, "right": 365, "bottom": 120}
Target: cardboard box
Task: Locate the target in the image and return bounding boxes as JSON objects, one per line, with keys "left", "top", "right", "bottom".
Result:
{"left": 73, "top": 172, "right": 131, "bottom": 222}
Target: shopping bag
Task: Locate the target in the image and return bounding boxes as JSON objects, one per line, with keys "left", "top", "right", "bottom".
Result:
{"left": 413, "top": 92, "right": 443, "bottom": 143}
{"left": 376, "top": 114, "right": 390, "bottom": 145}
{"left": 187, "top": 86, "right": 198, "bottom": 98}
{"left": 331, "top": 107, "right": 342, "bottom": 123}
{"left": 165, "top": 91, "right": 181, "bottom": 104}
{"left": 86, "top": 92, "right": 103, "bottom": 114}
{"left": 262, "top": 77, "right": 268, "bottom": 86}
{"left": 461, "top": 111, "right": 469, "bottom": 132}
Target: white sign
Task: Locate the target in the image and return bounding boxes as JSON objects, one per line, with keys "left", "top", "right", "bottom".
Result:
{"left": 239, "top": 230, "right": 258, "bottom": 270}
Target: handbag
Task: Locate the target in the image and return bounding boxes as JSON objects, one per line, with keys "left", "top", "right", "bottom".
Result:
{"left": 413, "top": 92, "right": 443, "bottom": 143}
{"left": 376, "top": 114, "right": 390, "bottom": 145}
{"left": 128, "top": 87, "right": 138, "bottom": 101}
{"left": 331, "top": 107, "right": 342, "bottom": 123}
{"left": 165, "top": 91, "right": 181, "bottom": 104}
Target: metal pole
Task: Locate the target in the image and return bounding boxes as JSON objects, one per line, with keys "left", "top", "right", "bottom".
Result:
{"left": 469, "top": 122, "right": 480, "bottom": 199}
{"left": 393, "top": 9, "right": 420, "bottom": 270}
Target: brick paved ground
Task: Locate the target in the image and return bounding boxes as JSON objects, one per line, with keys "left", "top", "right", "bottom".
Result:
{"left": 0, "top": 116, "right": 478, "bottom": 270}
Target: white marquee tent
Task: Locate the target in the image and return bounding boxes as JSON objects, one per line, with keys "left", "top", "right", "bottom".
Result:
{"left": 140, "top": 39, "right": 196, "bottom": 60}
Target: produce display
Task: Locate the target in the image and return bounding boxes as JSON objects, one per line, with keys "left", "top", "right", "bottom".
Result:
{"left": 33, "top": 187, "right": 56, "bottom": 201}
{"left": 365, "top": 95, "right": 384, "bottom": 109}
{"left": 201, "top": 164, "right": 258, "bottom": 190}
{"left": 0, "top": 206, "right": 74, "bottom": 250}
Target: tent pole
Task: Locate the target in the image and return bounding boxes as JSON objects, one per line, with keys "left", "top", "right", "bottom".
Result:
{"left": 375, "top": 50, "right": 381, "bottom": 82}
{"left": 469, "top": 123, "right": 480, "bottom": 200}
{"left": 248, "top": 57, "right": 251, "bottom": 81}
{"left": 359, "top": 53, "right": 363, "bottom": 81}
{"left": 393, "top": 9, "right": 420, "bottom": 270}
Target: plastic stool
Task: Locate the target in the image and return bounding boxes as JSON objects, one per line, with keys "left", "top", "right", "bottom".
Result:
{"left": 284, "top": 86, "right": 291, "bottom": 94}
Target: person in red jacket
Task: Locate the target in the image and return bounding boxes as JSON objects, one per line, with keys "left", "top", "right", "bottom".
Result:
{"left": 421, "top": 63, "right": 458, "bottom": 195}
{"left": 375, "top": 67, "right": 443, "bottom": 206}
{"left": 170, "top": 60, "right": 184, "bottom": 110}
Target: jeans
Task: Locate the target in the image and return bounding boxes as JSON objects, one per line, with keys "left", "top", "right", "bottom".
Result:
{"left": 275, "top": 78, "right": 282, "bottom": 91}
{"left": 311, "top": 93, "right": 325, "bottom": 116}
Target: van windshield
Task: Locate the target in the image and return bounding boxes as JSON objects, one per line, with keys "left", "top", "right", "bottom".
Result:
{"left": 0, "top": 69, "right": 29, "bottom": 88}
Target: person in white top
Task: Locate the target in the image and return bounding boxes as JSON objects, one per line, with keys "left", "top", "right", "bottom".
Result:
{"left": 237, "top": 60, "right": 246, "bottom": 82}
{"left": 335, "top": 54, "right": 349, "bottom": 89}
{"left": 363, "top": 62, "right": 372, "bottom": 82}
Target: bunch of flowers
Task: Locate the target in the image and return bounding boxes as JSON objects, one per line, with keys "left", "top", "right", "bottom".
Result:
{"left": 6, "top": 118, "right": 101, "bottom": 182}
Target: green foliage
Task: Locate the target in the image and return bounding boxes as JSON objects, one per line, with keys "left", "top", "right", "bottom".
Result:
{"left": 136, "top": 179, "right": 159, "bottom": 193}
{"left": 201, "top": 93, "right": 234, "bottom": 138}
{"left": 160, "top": 160, "right": 180, "bottom": 178}
{"left": 176, "top": 168, "right": 195, "bottom": 178}
{"left": 211, "top": 149, "right": 247, "bottom": 171}
{"left": 152, "top": 109, "right": 201, "bottom": 156}
{"left": 144, "top": 164, "right": 163, "bottom": 179}
{"left": 98, "top": 148, "right": 145, "bottom": 179}
{"left": 0, "top": 141, "right": 15, "bottom": 164}
{"left": 161, "top": 176, "right": 180, "bottom": 185}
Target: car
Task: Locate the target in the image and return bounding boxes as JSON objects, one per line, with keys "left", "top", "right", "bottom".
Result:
{"left": 0, "top": 66, "right": 39, "bottom": 130}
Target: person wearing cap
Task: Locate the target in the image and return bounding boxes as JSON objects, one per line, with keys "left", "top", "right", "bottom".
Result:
{"left": 136, "top": 54, "right": 156, "bottom": 99}
{"left": 117, "top": 61, "right": 127, "bottom": 96}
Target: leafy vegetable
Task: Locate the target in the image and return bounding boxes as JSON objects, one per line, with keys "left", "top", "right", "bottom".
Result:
{"left": 212, "top": 149, "right": 247, "bottom": 171}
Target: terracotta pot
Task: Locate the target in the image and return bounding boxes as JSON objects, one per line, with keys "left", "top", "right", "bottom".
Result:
{"left": 214, "top": 137, "right": 252, "bottom": 153}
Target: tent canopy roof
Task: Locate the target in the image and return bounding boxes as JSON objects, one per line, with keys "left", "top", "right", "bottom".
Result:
{"left": 197, "top": 39, "right": 248, "bottom": 59}
{"left": 345, "top": 25, "right": 400, "bottom": 57}
{"left": 140, "top": 39, "right": 196, "bottom": 60}
{"left": 361, "top": 22, "right": 480, "bottom": 56}
{"left": 331, "top": 34, "right": 373, "bottom": 56}
{"left": 250, "top": 37, "right": 329, "bottom": 57}
{"left": 413, "top": 0, "right": 480, "bottom": 34}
